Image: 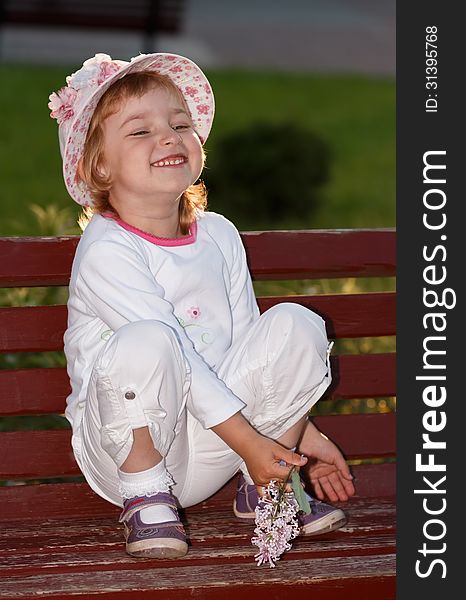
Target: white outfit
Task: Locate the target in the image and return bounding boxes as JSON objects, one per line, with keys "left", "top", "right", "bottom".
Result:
{"left": 64, "top": 210, "right": 332, "bottom": 508}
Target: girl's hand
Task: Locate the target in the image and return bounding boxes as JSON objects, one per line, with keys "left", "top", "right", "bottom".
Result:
{"left": 298, "top": 420, "right": 355, "bottom": 502}
{"left": 211, "top": 411, "right": 306, "bottom": 486}
{"left": 241, "top": 435, "right": 307, "bottom": 487}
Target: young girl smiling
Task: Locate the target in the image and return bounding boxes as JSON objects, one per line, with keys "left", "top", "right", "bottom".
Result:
{"left": 49, "top": 52, "right": 354, "bottom": 559}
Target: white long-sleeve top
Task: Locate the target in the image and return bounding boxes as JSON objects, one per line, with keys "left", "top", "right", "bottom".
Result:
{"left": 64, "top": 209, "right": 261, "bottom": 433}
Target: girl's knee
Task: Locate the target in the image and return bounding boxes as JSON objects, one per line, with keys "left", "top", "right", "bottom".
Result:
{"left": 95, "top": 319, "right": 188, "bottom": 381}
{"left": 261, "top": 303, "right": 330, "bottom": 374}
{"left": 266, "top": 302, "right": 328, "bottom": 347}
{"left": 105, "top": 319, "right": 180, "bottom": 360}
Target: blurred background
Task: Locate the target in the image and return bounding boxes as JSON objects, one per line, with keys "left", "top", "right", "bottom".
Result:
{"left": 0, "top": 1, "right": 395, "bottom": 429}
{"left": 0, "top": 0, "right": 395, "bottom": 236}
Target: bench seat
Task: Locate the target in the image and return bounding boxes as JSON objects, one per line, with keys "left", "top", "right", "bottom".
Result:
{"left": 0, "top": 474, "right": 395, "bottom": 599}
{"left": 0, "top": 229, "right": 396, "bottom": 598}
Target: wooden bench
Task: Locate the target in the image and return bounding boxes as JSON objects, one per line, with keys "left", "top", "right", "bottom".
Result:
{"left": 0, "top": 228, "right": 396, "bottom": 599}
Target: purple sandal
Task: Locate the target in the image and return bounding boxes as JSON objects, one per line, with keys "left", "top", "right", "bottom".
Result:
{"left": 119, "top": 492, "right": 188, "bottom": 558}
{"left": 233, "top": 473, "right": 347, "bottom": 536}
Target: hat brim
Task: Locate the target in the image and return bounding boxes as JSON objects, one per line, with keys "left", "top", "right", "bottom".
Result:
{"left": 62, "top": 53, "right": 214, "bottom": 206}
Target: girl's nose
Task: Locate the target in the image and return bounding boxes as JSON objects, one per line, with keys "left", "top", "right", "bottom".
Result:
{"left": 159, "top": 127, "right": 182, "bottom": 146}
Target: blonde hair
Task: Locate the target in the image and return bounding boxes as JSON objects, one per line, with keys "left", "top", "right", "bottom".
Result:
{"left": 76, "top": 71, "right": 207, "bottom": 233}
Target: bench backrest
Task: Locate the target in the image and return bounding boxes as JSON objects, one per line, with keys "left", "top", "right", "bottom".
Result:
{"left": 0, "top": 229, "right": 396, "bottom": 521}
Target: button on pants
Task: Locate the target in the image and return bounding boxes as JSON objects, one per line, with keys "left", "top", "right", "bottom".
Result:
{"left": 78, "top": 302, "right": 333, "bottom": 508}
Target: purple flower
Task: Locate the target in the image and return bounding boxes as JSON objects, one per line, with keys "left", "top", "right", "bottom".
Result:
{"left": 252, "top": 480, "right": 300, "bottom": 568}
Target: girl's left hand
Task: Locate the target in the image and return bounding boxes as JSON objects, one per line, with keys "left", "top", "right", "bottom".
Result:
{"left": 298, "top": 420, "right": 355, "bottom": 502}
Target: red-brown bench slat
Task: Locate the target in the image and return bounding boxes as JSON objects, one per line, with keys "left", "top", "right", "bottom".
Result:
{"left": 258, "top": 292, "right": 396, "bottom": 338}
{"left": 0, "top": 466, "right": 395, "bottom": 522}
{"left": 0, "top": 367, "right": 69, "bottom": 416}
{"left": 0, "top": 229, "right": 395, "bottom": 287}
{"left": 245, "top": 229, "right": 396, "bottom": 280}
{"left": 0, "top": 293, "right": 395, "bottom": 353}
{"left": 0, "top": 305, "right": 67, "bottom": 353}
{"left": 313, "top": 413, "right": 395, "bottom": 459}
{"left": 0, "top": 237, "right": 78, "bottom": 287}
{"left": 0, "top": 429, "right": 80, "bottom": 479}
{"left": 0, "top": 501, "right": 396, "bottom": 594}
{"left": 0, "top": 353, "right": 395, "bottom": 416}
{"left": 0, "top": 555, "right": 395, "bottom": 600}
{"left": 0, "top": 496, "right": 395, "bottom": 564}
{"left": 3, "top": 535, "right": 395, "bottom": 577}
{"left": 0, "top": 414, "right": 395, "bottom": 480}
{"left": 327, "top": 353, "right": 395, "bottom": 400}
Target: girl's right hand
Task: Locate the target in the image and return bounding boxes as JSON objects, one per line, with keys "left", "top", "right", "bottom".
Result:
{"left": 241, "top": 435, "right": 308, "bottom": 487}
{"left": 211, "top": 411, "right": 306, "bottom": 486}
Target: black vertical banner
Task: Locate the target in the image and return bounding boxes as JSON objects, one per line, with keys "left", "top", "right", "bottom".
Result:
{"left": 397, "top": 2, "right": 462, "bottom": 598}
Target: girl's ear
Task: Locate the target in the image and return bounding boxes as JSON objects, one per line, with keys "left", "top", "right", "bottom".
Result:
{"left": 96, "top": 158, "right": 110, "bottom": 180}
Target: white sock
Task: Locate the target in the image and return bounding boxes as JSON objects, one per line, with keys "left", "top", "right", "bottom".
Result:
{"left": 241, "top": 467, "right": 255, "bottom": 486}
{"left": 118, "top": 462, "right": 177, "bottom": 524}
{"left": 139, "top": 504, "right": 177, "bottom": 524}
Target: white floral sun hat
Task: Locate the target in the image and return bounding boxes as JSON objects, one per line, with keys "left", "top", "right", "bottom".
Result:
{"left": 48, "top": 52, "right": 215, "bottom": 207}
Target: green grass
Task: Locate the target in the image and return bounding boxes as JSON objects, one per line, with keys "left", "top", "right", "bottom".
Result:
{"left": 207, "top": 71, "right": 395, "bottom": 230}
{"left": 0, "top": 64, "right": 394, "bottom": 235}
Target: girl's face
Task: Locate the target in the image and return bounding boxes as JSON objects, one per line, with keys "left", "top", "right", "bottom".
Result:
{"left": 101, "top": 85, "right": 203, "bottom": 213}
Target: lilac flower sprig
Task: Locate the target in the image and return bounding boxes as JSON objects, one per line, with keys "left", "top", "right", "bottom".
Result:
{"left": 252, "top": 465, "right": 311, "bottom": 568}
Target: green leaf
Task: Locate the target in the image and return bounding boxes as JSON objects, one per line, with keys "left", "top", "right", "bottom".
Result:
{"left": 291, "top": 468, "right": 312, "bottom": 514}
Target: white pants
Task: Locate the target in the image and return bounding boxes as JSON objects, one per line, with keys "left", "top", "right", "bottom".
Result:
{"left": 77, "top": 303, "right": 332, "bottom": 508}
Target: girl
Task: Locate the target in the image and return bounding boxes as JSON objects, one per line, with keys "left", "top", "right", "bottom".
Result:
{"left": 49, "top": 52, "right": 354, "bottom": 559}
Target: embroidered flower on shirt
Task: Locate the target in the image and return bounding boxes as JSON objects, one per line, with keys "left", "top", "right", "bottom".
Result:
{"left": 176, "top": 309, "right": 213, "bottom": 345}
{"left": 187, "top": 306, "right": 201, "bottom": 319}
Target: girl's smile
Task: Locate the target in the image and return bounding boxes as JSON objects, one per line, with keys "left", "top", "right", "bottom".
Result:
{"left": 151, "top": 154, "right": 188, "bottom": 168}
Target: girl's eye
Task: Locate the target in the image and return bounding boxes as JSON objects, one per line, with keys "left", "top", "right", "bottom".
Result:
{"left": 130, "top": 130, "right": 149, "bottom": 136}
{"left": 173, "top": 124, "right": 191, "bottom": 131}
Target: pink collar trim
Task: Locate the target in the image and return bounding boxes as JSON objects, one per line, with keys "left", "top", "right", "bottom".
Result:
{"left": 102, "top": 212, "right": 197, "bottom": 246}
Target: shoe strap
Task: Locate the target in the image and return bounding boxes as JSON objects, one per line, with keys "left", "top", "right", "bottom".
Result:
{"left": 238, "top": 474, "right": 259, "bottom": 512}
{"left": 119, "top": 493, "right": 179, "bottom": 523}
